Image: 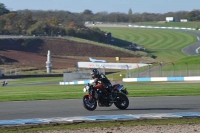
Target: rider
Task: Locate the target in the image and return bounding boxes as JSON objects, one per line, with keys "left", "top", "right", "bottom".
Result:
{"left": 90, "top": 69, "right": 113, "bottom": 93}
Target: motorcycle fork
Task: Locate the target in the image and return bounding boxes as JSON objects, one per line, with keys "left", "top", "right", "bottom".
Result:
{"left": 87, "top": 94, "right": 93, "bottom": 102}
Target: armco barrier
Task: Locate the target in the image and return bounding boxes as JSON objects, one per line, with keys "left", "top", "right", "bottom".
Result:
{"left": 59, "top": 80, "right": 94, "bottom": 85}
{"left": 0, "top": 112, "right": 200, "bottom": 126}
{"left": 123, "top": 76, "right": 200, "bottom": 82}
{"left": 128, "top": 25, "right": 198, "bottom": 30}
{"left": 59, "top": 76, "right": 200, "bottom": 85}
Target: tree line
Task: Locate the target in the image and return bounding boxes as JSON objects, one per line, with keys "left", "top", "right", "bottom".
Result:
{"left": 0, "top": 2, "right": 200, "bottom": 43}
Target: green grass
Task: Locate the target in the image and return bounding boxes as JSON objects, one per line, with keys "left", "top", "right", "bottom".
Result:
{"left": 1, "top": 118, "right": 200, "bottom": 133}
{"left": 176, "top": 56, "right": 200, "bottom": 64}
{"left": 64, "top": 36, "right": 146, "bottom": 56}
{"left": 0, "top": 85, "right": 83, "bottom": 101}
{"left": 1, "top": 80, "right": 200, "bottom": 102}
{"left": 148, "top": 56, "right": 200, "bottom": 72}
{"left": 99, "top": 27, "right": 197, "bottom": 63}
{"left": 10, "top": 77, "right": 63, "bottom": 84}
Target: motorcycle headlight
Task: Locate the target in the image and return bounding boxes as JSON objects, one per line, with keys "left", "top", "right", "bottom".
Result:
{"left": 83, "top": 88, "right": 87, "bottom": 92}
{"left": 83, "top": 85, "right": 89, "bottom": 92}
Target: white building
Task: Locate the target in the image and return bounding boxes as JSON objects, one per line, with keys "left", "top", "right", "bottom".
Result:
{"left": 166, "top": 17, "right": 174, "bottom": 22}
{"left": 180, "top": 19, "right": 188, "bottom": 22}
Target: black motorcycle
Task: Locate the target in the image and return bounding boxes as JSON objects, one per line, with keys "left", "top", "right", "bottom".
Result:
{"left": 82, "top": 83, "right": 129, "bottom": 111}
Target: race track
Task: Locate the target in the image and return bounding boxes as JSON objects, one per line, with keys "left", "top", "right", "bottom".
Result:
{"left": 1, "top": 96, "right": 200, "bottom": 120}
{"left": 0, "top": 26, "right": 200, "bottom": 123}
{"left": 182, "top": 31, "right": 200, "bottom": 55}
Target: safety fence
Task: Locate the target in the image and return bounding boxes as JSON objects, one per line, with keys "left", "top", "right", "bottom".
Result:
{"left": 63, "top": 68, "right": 106, "bottom": 82}
{"left": 1, "top": 64, "right": 200, "bottom": 81}
{"left": 126, "top": 63, "right": 200, "bottom": 78}
{"left": 0, "top": 68, "right": 22, "bottom": 76}
{"left": 62, "top": 64, "right": 200, "bottom": 82}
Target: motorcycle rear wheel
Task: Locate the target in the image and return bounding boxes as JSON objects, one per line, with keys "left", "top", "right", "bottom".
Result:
{"left": 114, "top": 93, "right": 129, "bottom": 110}
{"left": 83, "top": 95, "right": 97, "bottom": 111}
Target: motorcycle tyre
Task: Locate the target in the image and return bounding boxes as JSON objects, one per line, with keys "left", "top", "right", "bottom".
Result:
{"left": 114, "top": 93, "right": 129, "bottom": 110}
{"left": 83, "top": 95, "right": 97, "bottom": 111}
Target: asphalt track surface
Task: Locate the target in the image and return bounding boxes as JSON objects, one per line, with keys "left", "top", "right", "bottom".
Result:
{"left": 0, "top": 96, "right": 200, "bottom": 120}
{"left": 182, "top": 31, "right": 200, "bottom": 55}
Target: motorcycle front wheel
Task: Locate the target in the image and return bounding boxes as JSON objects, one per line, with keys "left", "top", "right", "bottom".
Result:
{"left": 114, "top": 93, "right": 129, "bottom": 110}
{"left": 83, "top": 95, "right": 97, "bottom": 111}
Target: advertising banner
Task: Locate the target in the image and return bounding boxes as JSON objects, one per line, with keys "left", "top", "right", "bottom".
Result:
{"left": 77, "top": 62, "right": 149, "bottom": 69}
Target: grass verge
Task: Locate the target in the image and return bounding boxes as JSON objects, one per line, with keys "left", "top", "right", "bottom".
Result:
{"left": 0, "top": 79, "right": 200, "bottom": 101}
{"left": 99, "top": 27, "right": 197, "bottom": 62}
{"left": 1, "top": 118, "right": 200, "bottom": 133}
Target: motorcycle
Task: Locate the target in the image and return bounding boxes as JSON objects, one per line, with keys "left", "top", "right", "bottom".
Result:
{"left": 82, "top": 83, "right": 129, "bottom": 111}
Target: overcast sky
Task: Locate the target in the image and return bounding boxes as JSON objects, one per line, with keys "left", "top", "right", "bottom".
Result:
{"left": 0, "top": 0, "right": 199, "bottom": 14}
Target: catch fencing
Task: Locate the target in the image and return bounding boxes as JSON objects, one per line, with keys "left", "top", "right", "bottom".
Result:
{"left": 1, "top": 63, "right": 200, "bottom": 81}
{"left": 126, "top": 63, "right": 200, "bottom": 78}
{"left": 61, "top": 63, "right": 200, "bottom": 82}
{"left": 0, "top": 68, "right": 22, "bottom": 76}
{"left": 63, "top": 68, "right": 106, "bottom": 82}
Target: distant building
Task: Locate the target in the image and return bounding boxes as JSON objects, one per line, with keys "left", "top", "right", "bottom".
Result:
{"left": 180, "top": 19, "right": 188, "bottom": 22}
{"left": 157, "top": 21, "right": 166, "bottom": 23}
{"left": 166, "top": 17, "right": 174, "bottom": 22}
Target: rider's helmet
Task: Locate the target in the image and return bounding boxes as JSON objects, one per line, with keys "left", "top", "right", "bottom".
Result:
{"left": 91, "top": 69, "right": 99, "bottom": 79}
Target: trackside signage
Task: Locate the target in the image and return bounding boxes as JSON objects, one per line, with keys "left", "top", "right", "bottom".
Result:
{"left": 77, "top": 62, "right": 149, "bottom": 69}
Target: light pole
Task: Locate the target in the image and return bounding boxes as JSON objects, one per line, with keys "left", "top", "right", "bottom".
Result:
{"left": 102, "top": 66, "right": 106, "bottom": 75}
{"left": 137, "top": 64, "right": 139, "bottom": 78}
{"left": 185, "top": 62, "right": 188, "bottom": 76}
{"left": 126, "top": 65, "right": 130, "bottom": 78}
{"left": 148, "top": 64, "right": 151, "bottom": 77}
{"left": 160, "top": 62, "right": 162, "bottom": 77}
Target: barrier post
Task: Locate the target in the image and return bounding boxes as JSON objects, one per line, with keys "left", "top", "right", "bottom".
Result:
{"left": 185, "top": 62, "right": 188, "bottom": 76}
{"left": 148, "top": 64, "right": 151, "bottom": 77}
{"left": 160, "top": 62, "right": 163, "bottom": 77}
{"left": 172, "top": 63, "right": 175, "bottom": 77}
